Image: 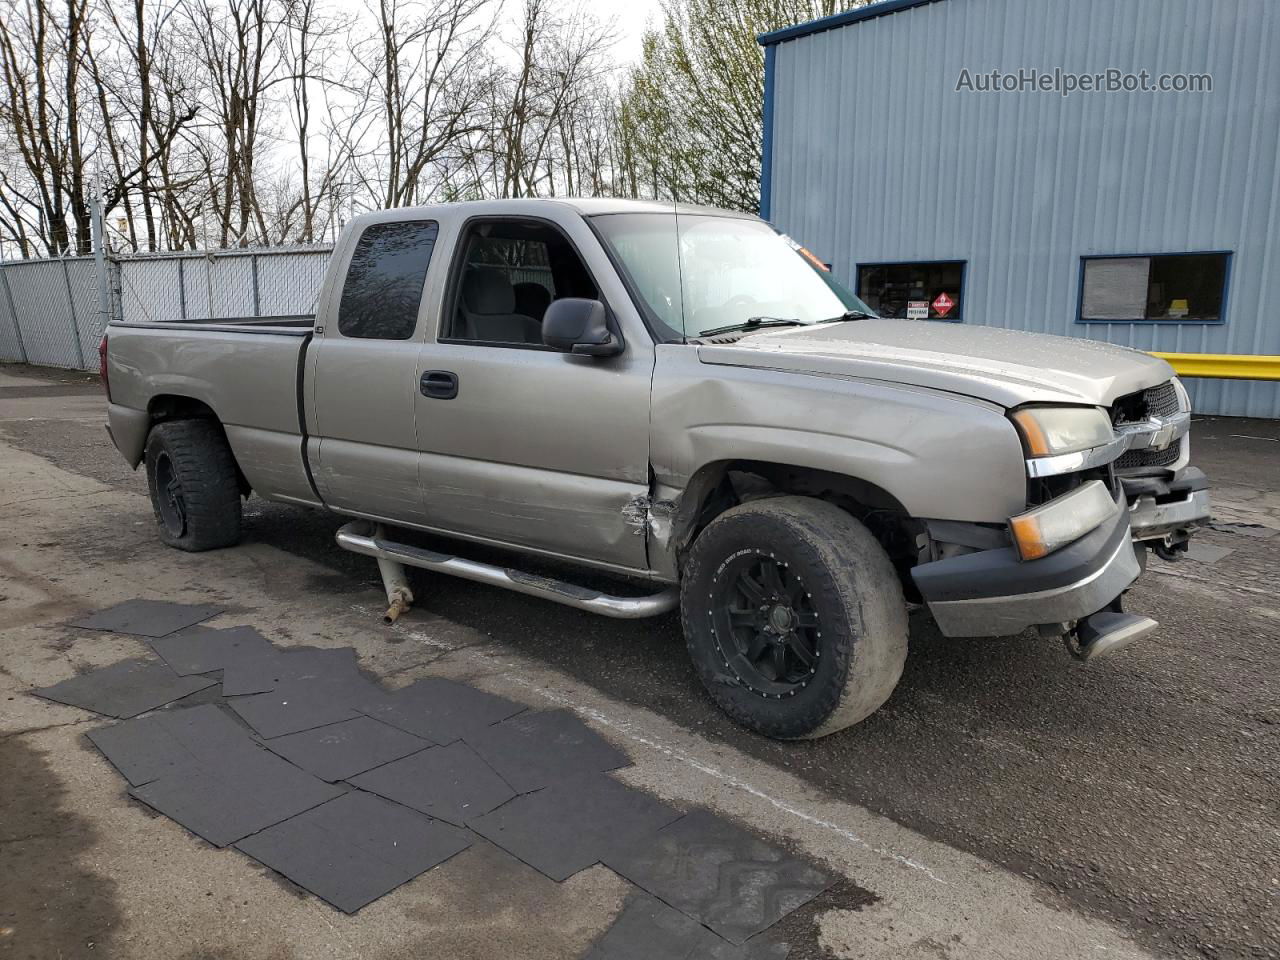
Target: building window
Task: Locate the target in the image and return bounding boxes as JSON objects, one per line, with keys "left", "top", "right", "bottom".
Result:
{"left": 1079, "top": 253, "right": 1230, "bottom": 324}
{"left": 856, "top": 261, "right": 964, "bottom": 322}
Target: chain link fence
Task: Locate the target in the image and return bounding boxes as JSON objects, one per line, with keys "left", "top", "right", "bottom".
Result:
{"left": 0, "top": 245, "right": 332, "bottom": 371}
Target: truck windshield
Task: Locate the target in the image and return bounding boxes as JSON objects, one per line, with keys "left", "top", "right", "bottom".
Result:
{"left": 591, "top": 212, "right": 875, "bottom": 341}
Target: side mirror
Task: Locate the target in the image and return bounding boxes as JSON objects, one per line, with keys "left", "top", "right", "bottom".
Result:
{"left": 542, "top": 298, "right": 623, "bottom": 357}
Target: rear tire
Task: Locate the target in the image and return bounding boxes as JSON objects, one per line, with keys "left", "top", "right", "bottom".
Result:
{"left": 680, "top": 496, "right": 908, "bottom": 739}
{"left": 144, "top": 419, "right": 242, "bottom": 552}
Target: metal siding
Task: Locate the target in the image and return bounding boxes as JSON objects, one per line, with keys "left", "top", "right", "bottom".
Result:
{"left": 770, "top": 0, "right": 1280, "bottom": 417}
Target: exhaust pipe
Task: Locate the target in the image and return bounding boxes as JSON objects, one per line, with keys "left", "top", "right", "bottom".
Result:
{"left": 336, "top": 521, "right": 679, "bottom": 621}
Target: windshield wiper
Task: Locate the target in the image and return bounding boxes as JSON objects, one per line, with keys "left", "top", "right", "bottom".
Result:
{"left": 818, "top": 310, "right": 877, "bottom": 324}
{"left": 697, "top": 316, "right": 805, "bottom": 338}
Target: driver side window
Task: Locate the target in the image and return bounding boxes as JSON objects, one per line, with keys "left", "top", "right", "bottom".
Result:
{"left": 443, "top": 219, "right": 598, "bottom": 346}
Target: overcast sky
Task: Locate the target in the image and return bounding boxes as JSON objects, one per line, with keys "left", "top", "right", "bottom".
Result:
{"left": 591, "top": 0, "right": 664, "bottom": 65}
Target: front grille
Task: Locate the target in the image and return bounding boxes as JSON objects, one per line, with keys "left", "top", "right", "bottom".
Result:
{"left": 1110, "top": 380, "right": 1185, "bottom": 472}
{"left": 1144, "top": 381, "right": 1180, "bottom": 419}
{"left": 1115, "top": 441, "right": 1182, "bottom": 471}
{"left": 1112, "top": 380, "right": 1181, "bottom": 425}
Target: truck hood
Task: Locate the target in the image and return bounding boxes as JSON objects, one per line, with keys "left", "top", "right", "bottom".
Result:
{"left": 696, "top": 319, "right": 1175, "bottom": 408}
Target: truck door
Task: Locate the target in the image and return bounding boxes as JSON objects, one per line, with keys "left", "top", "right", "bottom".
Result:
{"left": 412, "top": 210, "right": 654, "bottom": 573}
{"left": 305, "top": 218, "right": 439, "bottom": 524}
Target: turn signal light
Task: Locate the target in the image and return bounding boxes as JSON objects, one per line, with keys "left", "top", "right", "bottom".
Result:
{"left": 1008, "top": 480, "right": 1119, "bottom": 562}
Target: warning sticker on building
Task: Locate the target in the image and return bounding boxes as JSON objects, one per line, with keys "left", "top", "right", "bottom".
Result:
{"left": 906, "top": 301, "right": 929, "bottom": 320}
{"left": 932, "top": 292, "right": 956, "bottom": 318}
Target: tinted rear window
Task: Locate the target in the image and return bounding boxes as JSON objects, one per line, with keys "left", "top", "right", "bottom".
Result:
{"left": 338, "top": 220, "right": 439, "bottom": 339}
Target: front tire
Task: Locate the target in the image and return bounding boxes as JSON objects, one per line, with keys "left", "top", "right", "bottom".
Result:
{"left": 144, "top": 420, "right": 242, "bottom": 552}
{"left": 680, "top": 496, "right": 908, "bottom": 739}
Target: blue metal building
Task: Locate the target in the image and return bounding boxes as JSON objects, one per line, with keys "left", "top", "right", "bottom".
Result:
{"left": 759, "top": 0, "right": 1280, "bottom": 417}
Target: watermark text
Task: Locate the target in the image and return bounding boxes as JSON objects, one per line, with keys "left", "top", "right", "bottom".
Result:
{"left": 956, "top": 67, "right": 1213, "bottom": 97}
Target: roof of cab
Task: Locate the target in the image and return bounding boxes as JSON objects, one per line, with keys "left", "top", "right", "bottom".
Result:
{"left": 349, "top": 197, "right": 757, "bottom": 225}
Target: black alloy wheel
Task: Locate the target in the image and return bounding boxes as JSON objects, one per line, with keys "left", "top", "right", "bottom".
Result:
{"left": 709, "top": 552, "right": 822, "bottom": 699}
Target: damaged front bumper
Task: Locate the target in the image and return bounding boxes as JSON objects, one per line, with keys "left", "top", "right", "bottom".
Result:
{"left": 1123, "top": 467, "right": 1211, "bottom": 548}
{"left": 912, "top": 502, "right": 1141, "bottom": 637}
{"left": 912, "top": 466, "right": 1211, "bottom": 639}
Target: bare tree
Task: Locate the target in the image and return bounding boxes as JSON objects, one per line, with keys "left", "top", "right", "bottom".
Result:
{"left": 272, "top": 0, "right": 355, "bottom": 241}
{"left": 179, "top": 0, "right": 287, "bottom": 245}
{"left": 345, "top": 0, "right": 495, "bottom": 210}
{"left": 0, "top": 0, "right": 850, "bottom": 257}
{"left": 480, "top": 0, "right": 618, "bottom": 199}
{"left": 0, "top": 0, "right": 96, "bottom": 254}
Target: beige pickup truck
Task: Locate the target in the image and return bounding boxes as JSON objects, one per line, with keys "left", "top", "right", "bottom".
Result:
{"left": 101, "top": 198, "right": 1210, "bottom": 739}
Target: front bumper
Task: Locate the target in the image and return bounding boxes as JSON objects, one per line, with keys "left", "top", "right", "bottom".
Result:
{"left": 1122, "top": 467, "right": 1211, "bottom": 545}
{"left": 913, "top": 497, "right": 1140, "bottom": 637}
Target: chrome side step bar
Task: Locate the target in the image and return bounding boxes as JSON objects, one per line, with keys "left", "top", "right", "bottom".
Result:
{"left": 335, "top": 521, "right": 679, "bottom": 624}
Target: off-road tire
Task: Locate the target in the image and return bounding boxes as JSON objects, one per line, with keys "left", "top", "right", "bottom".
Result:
{"left": 144, "top": 419, "right": 242, "bottom": 552}
{"left": 680, "top": 496, "right": 908, "bottom": 739}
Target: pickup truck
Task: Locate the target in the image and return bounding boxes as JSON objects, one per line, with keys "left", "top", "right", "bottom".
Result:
{"left": 102, "top": 198, "right": 1211, "bottom": 739}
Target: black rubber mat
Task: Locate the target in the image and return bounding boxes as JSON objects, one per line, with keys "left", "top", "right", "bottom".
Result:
{"left": 585, "top": 892, "right": 791, "bottom": 959}
{"left": 236, "top": 792, "right": 472, "bottom": 913}
{"left": 149, "top": 625, "right": 274, "bottom": 676}
{"left": 226, "top": 675, "right": 378, "bottom": 739}
{"left": 358, "top": 676, "right": 525, "bottom": 745}
{"left": 87, "top": 703, "right": 258, "bottom": 786}
{"left": 468, "top": 773, "right": 681, "bottom": 881}
{"left": 464, "top": 709, "right": 630, "bottom": 793}
{"left": 348, "top": 740, "right": 514, "bottom": 826}
{"left": 262, "top": 716, "right": 429, "bottom": 782}
{"left": 602, "top": 809, "right": 832, "bottom": 945}
{"left": 71, "top": 600, "right": 223, "bottom": 638}
{"left": 130, "top": 748, "right": 346, "bottom": 847}
{"left": 221, "top": 646, "right": 361, "bottom": 697}
{"left": 32, "top": 658, "right": 218, "bottom": 719}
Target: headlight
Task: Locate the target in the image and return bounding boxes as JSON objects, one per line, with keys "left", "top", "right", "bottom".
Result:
{"left": 1172, "top": 377, "right": 1191, "bottom": 413}
{"left": 1011, "top": 406, "right": 1116, "bottom": 458}
{"left": 1008, "top": 480, "right": 1119, "bottom": 561}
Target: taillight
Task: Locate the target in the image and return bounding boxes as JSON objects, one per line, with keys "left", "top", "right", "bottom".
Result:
{"left": 98, "top": 334, "right": 111, "bottom": 401}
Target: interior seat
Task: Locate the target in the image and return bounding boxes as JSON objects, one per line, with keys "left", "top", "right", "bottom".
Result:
{"left": 513, "top": 282, "right": 552, "bottom": 322}
{"left": 458, "top": 267, "right": 542, "bottom": 343}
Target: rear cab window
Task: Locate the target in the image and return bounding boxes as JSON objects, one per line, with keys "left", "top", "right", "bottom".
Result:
{"left": 338, "top": 220, "right": 439, "bottom": 339}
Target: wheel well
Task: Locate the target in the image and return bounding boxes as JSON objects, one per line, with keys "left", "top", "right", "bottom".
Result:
{"left": 148, "top": 394, "right": 218, "bottom": 423}
{"left": 672, "top": 460, "right": 925, "bottom": 597}
{"left": 146, "top": 395, "right": 251, "bottom": 498}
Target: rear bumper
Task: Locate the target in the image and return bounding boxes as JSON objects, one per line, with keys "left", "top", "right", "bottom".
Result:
{"left": 107, "top": 403, "right": 150, "bottom": 468}
{"left": 913, "top": 501, "right": 1140, "bottom": 638}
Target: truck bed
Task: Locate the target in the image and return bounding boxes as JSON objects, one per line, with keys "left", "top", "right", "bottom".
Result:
{"left": 105, "top": 318, "right": 320, "bottom": 508}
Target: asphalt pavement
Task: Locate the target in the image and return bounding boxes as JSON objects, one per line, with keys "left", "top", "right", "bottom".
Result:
{"left": 1, "top": 362, "right": 1276, "bottom": 960}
